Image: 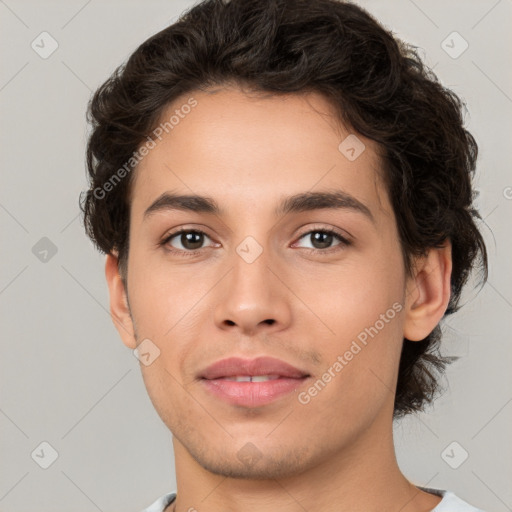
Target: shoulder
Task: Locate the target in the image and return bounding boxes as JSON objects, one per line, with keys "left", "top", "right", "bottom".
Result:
{"left": 139, "top": 488, "right": 487, "bottom": 512}
{"left": 420, "top": 487, "right": 486, "bottom": 512}
{"left": 139, "top": 492, "right": 177, "bottom": 512}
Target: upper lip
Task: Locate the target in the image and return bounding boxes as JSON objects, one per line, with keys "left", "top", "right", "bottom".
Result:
{"left": 200, "top": 356, "right": 310, "bottom": 380}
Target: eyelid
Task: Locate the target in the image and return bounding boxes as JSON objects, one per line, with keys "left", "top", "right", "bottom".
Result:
{"left": 294, "top": 224, "right": 352, "bottom": 244}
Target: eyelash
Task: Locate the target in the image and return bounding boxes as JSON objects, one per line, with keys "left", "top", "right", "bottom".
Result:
{"left": 160, "top": 227, "right": 351, "bottom": 257}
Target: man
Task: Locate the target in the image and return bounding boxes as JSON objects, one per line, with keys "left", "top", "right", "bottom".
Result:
{"left": 80, "top": 0, "right": 488, "bottom": 510}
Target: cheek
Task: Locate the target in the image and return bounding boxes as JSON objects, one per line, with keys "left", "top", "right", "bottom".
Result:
{"left": 298, "top": 305, "right": 404, "bottom": 440}
{"left": 308, "top": 242, "right": 406, "bottom": 396}
{"left": 312, "top": 249, "right": 404, "bottom": 343}
{"left": 127, "top": 249, "right": 213, "bottom": 339}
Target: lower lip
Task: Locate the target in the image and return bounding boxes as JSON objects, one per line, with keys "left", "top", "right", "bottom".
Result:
{"left": 201, "top": 377, "right": 308, "bottom": 407}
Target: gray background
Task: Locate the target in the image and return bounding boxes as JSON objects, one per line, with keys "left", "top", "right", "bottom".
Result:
{"left": 0, "top": 0, "right": 511, "bottom": 511}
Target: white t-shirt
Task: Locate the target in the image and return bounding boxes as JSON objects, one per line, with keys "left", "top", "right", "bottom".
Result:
{"left": 141, "top": 487, "right": 486, "bottom": 512}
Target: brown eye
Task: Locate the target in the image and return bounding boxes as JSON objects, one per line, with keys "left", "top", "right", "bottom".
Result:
{"left": 294, "top": 228, "right": 351, "bottom": 253}
{"left": 163, "top": 229, "right": 212, "bottom": 253}
{"left": 309, "top": 231, "right": 336, "bottom": 249}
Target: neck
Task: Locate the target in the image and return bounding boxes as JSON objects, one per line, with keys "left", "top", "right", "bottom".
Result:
{"left": 169, "top": 413, "right": 442, "bottom": 512}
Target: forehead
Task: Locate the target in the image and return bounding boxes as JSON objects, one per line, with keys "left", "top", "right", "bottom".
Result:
{"left": 130, "top": 87, "right": 390, "bottom": 222}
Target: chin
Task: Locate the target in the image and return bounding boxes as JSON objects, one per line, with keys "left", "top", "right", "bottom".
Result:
{"left": 186, "top": 442, "right": 315, "bottom": 480}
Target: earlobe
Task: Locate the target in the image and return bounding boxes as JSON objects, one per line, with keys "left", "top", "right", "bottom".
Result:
{"left": 403, "top": 241, "right": 452, "bottom": 342}
{"left": 104, "top": 253, "right": 137, "bottom": 349}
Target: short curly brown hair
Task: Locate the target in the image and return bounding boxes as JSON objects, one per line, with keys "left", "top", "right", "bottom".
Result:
{"left": 80, "top": 0, "right": 488, "bottom": 417}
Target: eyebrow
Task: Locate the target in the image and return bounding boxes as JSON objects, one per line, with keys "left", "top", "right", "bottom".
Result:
{"left": 143, "top": 190, "right": 375, "bottom": 224}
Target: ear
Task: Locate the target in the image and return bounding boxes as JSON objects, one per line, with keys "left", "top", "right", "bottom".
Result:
{"left": 403, "top": 240, "right": 452, "bottom": 341}
{"left": 105, "top": 252, "right": 137, "bottom": 349}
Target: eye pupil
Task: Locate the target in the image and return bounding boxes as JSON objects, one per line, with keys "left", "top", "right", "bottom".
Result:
{"left": 182, "top": 231, "right": 203, "bottom": 250}
{"left": 311, "top": 231, "right": 333, "bottom": 249}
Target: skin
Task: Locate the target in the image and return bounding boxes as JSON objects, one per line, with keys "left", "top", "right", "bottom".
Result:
{"left": 105, "top": 85, "right": 452, "bottom": 512}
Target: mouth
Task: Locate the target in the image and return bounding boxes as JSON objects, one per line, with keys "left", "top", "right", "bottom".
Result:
{"left": 199, "top": 356, "right": 311, "bottom": 407}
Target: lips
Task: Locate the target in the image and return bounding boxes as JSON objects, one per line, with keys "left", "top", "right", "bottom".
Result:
{"left": 200, "top": 356, "right": 309, "bottom": 380}
{"left": 199, "top": 356, "right": 310, "bottom": 407}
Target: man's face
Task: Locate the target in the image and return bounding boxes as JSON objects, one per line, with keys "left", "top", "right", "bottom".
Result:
{"left": 122, "top": 86, "right": 409, "bottom": 478}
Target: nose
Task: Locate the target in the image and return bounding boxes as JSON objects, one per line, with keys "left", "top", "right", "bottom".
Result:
{"left": 213, "top": 241, "right": 293, "bottom": 336}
